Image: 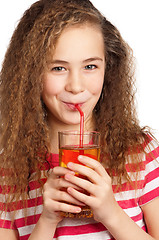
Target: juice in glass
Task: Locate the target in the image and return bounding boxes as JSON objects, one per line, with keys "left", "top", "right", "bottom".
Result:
{"left": 58, "top": 131, "right": 100, "bottom": 218}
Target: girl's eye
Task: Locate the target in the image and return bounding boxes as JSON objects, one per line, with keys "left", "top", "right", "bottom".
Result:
{"left": 51, "top": 66, "right": 65, "bottom": 71}
{"left": 85, "top": 65, "right": 97, "bottom": 70}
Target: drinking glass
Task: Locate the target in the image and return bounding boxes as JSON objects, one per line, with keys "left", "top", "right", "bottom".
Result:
{"left": 58, "top": 131, "right": 100, "bottom": 218}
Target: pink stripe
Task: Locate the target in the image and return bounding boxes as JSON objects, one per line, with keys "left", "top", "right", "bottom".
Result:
{"left": 125, "top": 161, "right": 146, "bottom": 172}
{"left": 141, "top": 225, "right": 147, "bottom": 232}
{"left": 2, "top": 196, "right": 43, "bottom": 211}
{"left": 131, "top": 212, "right": 143, "bottom": 222}
{"left": 117, "top": 198, "right": 139, "bottom": 209}
{"left": 29, "top": 178, "right": 46, "bottom": 190}
{"left": 17, "top": 223, "right": 147, "bottom": 240}
{"left": 145, "top": 167, "right": 159, "bottom": 183}
{"left": 113, "top": 179, "right": 145, "bottom": 193}
{"left": 20, "top": 234, "right": 30, "bottom": 240}
{"left": 146, "top": 146, "right": 159, "bottom": 163}
{"left": 0, "top": 219, "right": 16, "bottom": 229}
{"left": 54, "top": 222, "right": 106, "bottom": 237}
{"left": 139, "top": 187, "right": 159, "bottom": 205}
{"left": 15, "top": 214, "right": 41, "bottom": 228}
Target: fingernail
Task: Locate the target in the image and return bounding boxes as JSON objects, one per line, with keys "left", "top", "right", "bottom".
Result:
{"left": 75, "top": 207, "right": 81, "bottom": 213}
{"left": 65, "top": 174, "right": 71, "bottom": 180}
{"left": 67, "top": 187, "right": 72, "bottom": 193}
{"left": 67, "top": 162, "right": 73, "bottom": 168}
{"left": 78, "top": 155, "right": 83, "bottom": 160}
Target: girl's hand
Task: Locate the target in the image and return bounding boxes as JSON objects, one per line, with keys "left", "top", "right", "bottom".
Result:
{"left": 41, "top": 166, "right": 85, "bottom": 225}
{"left": 65, "top": 156, "right": 120, "bottom": 224}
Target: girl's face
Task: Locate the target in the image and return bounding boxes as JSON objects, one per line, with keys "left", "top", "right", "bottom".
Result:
{"left": 42, "top": 24, "right": 105, "bottom": 129}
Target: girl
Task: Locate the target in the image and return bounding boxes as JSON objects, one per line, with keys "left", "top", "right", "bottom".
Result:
{"left": 0, "top": 0, "right": 159, "bottom": 239}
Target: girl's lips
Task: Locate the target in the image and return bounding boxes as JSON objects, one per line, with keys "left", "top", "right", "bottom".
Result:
{"left": 63, "top": 102, "right": 83, "bottom": 110}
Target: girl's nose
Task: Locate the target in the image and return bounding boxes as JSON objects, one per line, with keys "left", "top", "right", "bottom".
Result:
{"left": 65, "top": 70, "right": 84, "bottom": 94}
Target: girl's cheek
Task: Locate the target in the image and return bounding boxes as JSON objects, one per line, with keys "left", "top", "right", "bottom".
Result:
{"left": 43, "top": 76, "right": 65, "bottom": 95}
{"left": 88, "top": 75, "right": 104, "bottom": 95}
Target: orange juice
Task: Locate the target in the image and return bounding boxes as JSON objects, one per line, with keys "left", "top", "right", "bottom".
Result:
{"left": 59, "top": 145, "right": 100, "bottom": 218}
{"left": 59, "top": 145, "right": 100, "bottom": 167}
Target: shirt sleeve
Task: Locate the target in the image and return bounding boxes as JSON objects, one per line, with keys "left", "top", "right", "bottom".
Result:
{"left": 139, "top": 137, "right": 159, "bottom": 205}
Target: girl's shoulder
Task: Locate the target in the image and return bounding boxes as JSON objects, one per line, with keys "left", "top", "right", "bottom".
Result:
{"left": 143, "top": 133, "right": 159, "bottom": 154}
{"left": 141, "top": 133, "right": 159, "bottom": 168}
{"left": 137, "top": 133, "right": 159, "bottom": 205}
{"left": 127, "top": 132, "right": 159, "bottom": 165}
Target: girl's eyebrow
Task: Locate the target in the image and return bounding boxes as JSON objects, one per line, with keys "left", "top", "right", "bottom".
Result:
{"left": 49, "top": 57, "right": 104, "bottom": 65}
{"left": 49, "top": 60, "right": 68, "bottom": 65}
{"left": 83, "top": 57, "right": 104, "bottom": 63}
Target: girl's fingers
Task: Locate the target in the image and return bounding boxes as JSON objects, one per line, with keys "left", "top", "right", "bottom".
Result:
{"left": 66, "top": 161, "right": 107, "bottom": 185}
{"left": 44, "top": 175, "right": 83, "bottom": 192}
{"left": 78, "top": 155, "right": 108, "bottom": 177}
{"left": 47, "top": 166, "right": 82, "bottom": 190}
{"left": 56, "top": 177, "right": 82, "bottom": 191}
{"left": 67, "top": 187, "right": 92, "bottom": 207}
{"left": 45, "top": 187, "right": 85, "bottom": 206}
{"left": 43, "top": 167, "right": 87, "bottom": 217}
{"left": 43, "top": 168, "right": 86, "bottom": 206}
{"left": 50, "top": 200, "right": 82, "bottom": 214}
{"left": 64, "top": 173, "right": 96, "bottom": 196}
{"left": 50, "top": 166, "right": 75, "bottom": 177}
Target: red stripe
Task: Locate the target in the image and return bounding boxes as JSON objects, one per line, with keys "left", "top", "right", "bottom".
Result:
{"left": 29, "top": 178, "right": 46, "bottom": 190}
{"left": 20, "top": 234, "right": 30, "bottom": 240}
{"left": 125, "top": 161, "right": 146, "bottom": 172}
{"left": 145, "top": 167, "right": 159, "bottom": 184}
{"left": 146, "top": 146, "right": 159, "bottom": 163}
{"left": 16, "top": 225, "right": 147, "bottom": 240}
{"left": 15, "top": 214, "right": 41, "bottom": 228}
{"left": 113, "top": 179, "right": 145, "bottom": 193}
{"left": 142, "top": 225, "right": 147, "bottom": 232}
{"left": 54, "top": 222, "right": 106, "bottom": 237}
{"left": 0, "top": 219, "right": 16, "bottom": 229}
{"left": 126, "top": 135, "right": 152, "bottom": 155}
{"left": 131, "top": 212, "right": 143, "bottom": 222}
{"left": 0, "top": 196, "right": 43, "bottom": 212}
{"left": 117, "top": 197, "right": 139, "bottom": 209}
{"left": 0, "top": 179, "right": 46, "bottom": 194}
{"left": 139, "top": 187, "right": 159, "bottom": 205}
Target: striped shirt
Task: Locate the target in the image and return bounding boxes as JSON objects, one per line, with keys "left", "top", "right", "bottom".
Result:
{"left": 0, "top": 136, "right": 159, "bottom": 239}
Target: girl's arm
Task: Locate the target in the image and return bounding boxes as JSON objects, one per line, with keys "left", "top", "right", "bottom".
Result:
{"left": 66, "top": 155, "right": 159, "bottom": 240}
{"left": 28, "top": 166, "right": 84, "bottom": 240}
{"left": 0, "top": 166, "right": 84, "bottom": 240}
{"left": 0, "top": 228, "right": 19, "bottom": 240}
{"left": 141, "top": 197, "right": 159, "bottom": 239}
{"left": 101, "top": 198, "right": 158, "bottom": 240}
{"left": 28, "top": 215, "right": 57, "bottom": 240}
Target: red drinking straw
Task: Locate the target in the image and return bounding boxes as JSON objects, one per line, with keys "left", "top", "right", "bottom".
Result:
{"left": 75, "top": 104, "right": 84, "bottom": 148}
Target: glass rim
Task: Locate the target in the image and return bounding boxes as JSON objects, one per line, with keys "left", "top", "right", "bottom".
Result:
{"left": 58, "top": 130, "right": 100, "bottom": 136}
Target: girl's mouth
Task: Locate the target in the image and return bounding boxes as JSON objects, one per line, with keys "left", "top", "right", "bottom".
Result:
{"left": 63, "top": 102, "right": 83, "bottom": 110}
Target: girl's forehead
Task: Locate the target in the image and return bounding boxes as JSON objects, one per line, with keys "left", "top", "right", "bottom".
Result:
{"left": 46, "top": 24, "right": 105, "bottom": 64}
{"left": 47, "top": 23, "right": 104, "bottom": 54}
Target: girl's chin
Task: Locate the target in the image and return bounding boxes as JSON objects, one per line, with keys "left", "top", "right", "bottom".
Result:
{"left": 57, "top": 114, "right": 81, "bottom": 126}
{"left": 63, "top": 119, "right": 81, "bottom": 126}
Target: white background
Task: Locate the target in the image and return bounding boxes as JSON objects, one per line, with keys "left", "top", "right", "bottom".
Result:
{"left": 0, "top": 0, "right": 159, "bottom": 139}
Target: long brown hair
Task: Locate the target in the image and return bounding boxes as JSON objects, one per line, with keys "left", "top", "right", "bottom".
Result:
{"left": 0, "top": 0, "right": 149, "bottom": 210}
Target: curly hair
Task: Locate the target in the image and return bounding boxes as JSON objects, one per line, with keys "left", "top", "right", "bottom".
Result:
{"left": 0, "top": 0, "right": 149, "bottom": 209}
